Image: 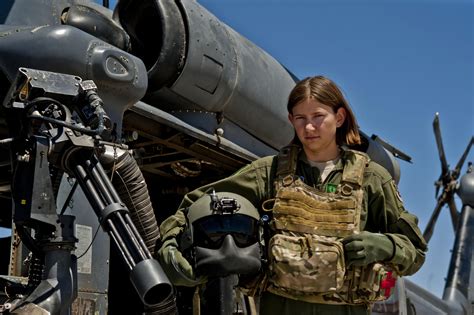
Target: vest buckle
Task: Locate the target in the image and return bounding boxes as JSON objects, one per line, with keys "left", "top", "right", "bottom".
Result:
{"left": 282, "top": 175, "right": 294, "bottom": 187}
{"left": 340, "top": 183, "right": 353, "bottom": 196}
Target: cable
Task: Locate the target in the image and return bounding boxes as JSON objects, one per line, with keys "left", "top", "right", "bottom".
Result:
{"left": 76, "top": 224, "right": 101, "bottom": 260}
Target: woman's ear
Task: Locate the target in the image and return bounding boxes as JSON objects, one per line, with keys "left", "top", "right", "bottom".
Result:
{"left": 336, "top": 107, "right": 346, "bottom": 127}
{"left": 288, "top": 113, "right": 293, "bottom": 124}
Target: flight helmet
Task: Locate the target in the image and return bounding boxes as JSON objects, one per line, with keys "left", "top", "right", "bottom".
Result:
{"left": 180, "top": 190, "right": 262, "bottom": 277}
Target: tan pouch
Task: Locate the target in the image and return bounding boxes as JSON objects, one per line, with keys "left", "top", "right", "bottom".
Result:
{"left": 268, "top": 233, "right": 345, "bottom": 294}
{"left": 350, "top": 263, "right": 396, "bottom": 304}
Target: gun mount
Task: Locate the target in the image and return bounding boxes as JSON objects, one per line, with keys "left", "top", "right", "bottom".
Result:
{"left": 0, "top": 68, "right": 175, "bottom": 314}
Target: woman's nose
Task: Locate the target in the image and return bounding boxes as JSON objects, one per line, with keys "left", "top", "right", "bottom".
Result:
{"left": 305, "top": 123, "right": 316, "bottom": 131}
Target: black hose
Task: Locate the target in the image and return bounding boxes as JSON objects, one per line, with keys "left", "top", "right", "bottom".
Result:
{"left": 106, "top": 151, "right": 160, "bottom": 254}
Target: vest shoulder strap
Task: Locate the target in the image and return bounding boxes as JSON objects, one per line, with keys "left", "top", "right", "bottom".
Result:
{"left": 341, "top": 149, "right": 370, "bottom": 187}
{"left": 275, "top": 144, "right": 300, "bottom": 179}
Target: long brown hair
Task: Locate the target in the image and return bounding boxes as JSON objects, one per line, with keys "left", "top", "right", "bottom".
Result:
{"left": 287, "top": 76, "right": 361, "bottom": 145}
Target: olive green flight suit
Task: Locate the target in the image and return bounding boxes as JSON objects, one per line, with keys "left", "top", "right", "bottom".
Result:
{"left": 158, "top": 147, "right": 427, "bottom": 314}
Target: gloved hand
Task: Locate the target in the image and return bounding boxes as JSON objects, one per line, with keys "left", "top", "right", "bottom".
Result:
{"left": 157, "top": 238, "right": 207, "bottom": 287}
{"left": 342, "top": 231, "right": 394, "bottom": 267}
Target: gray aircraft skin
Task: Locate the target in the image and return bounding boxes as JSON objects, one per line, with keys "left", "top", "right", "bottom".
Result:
{"left": 0, "top": 1, "right": 472, "bottom": 314}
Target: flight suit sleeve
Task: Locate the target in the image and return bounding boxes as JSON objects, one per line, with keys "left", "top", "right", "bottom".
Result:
{"left": 366, "top": 169, "right": 428, "bottom": 276}
{"left": 157, "top": 209, "right": 208, "bottom": 286}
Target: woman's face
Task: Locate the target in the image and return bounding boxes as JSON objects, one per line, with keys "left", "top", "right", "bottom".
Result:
{"left": 289, "top": 98, "right": 346, "bottom": 161}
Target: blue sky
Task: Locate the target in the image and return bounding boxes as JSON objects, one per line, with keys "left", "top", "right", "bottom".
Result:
{"left": 193, "top": 0, "right": 473, "bottom": 297}
{"left": 1, "top": 0, "right": 472, "bottom": 299}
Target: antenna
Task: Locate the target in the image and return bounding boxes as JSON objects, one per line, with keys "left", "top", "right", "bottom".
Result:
{"left": 422, "top": 113, "right": 474, "bottom": 243}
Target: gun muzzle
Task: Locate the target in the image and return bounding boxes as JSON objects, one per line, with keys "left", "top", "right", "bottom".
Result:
{"left": 130, "top": 259, "right": 174, "bottom": 308}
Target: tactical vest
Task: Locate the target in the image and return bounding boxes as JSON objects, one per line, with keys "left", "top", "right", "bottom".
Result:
{"left": 262, "top": 144, "right": 395, "bottom": 305}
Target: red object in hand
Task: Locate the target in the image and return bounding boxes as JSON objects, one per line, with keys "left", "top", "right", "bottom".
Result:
{"left": 380, "top": 271, "right": 397, "bottom": 297}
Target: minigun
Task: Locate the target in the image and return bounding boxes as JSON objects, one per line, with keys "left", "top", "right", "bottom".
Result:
{"left": 0, "top": 68, "right": 174, "bottom": 314}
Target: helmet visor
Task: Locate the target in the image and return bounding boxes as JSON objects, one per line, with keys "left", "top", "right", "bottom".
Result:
{"left": 192, "top": 214, "right": 259, "bottom": 249}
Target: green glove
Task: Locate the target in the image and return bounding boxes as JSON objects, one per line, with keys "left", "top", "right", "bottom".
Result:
{"left": 157, "top": 238, "right": 207, "bottom": 287}
{"left": 342, "top": 231, "right": 394, "bottom": 267}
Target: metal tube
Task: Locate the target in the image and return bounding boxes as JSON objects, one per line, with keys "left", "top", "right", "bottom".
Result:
{"left": 85, "top": 159, "right": 114, "bottom": 204}
{"left": 83, "top": 159, "right": 112, "bottom": 206}
{"left": 124, "top": 213, "right": 152, "bottom": 259}
{"left": 107, "top": 219, "right": 135, "bottom": 269}
{"left": 117, "top": 213, "right": 148, "bottom": 261}
{"left": 75, "top": 164, "right": 105, "bottom": 210}
{"left": 108, "top": 229, "right": 134, "bottom": 271}
{"left": 95, "top": 157, "right": 122, "bottom": 202}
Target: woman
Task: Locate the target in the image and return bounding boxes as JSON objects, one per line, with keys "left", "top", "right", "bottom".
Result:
{"left": 158, "top": 76, "right": 427, "bottom": 314}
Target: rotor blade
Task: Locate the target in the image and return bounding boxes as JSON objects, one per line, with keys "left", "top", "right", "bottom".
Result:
{"left": 446, "top": 197, "right": 459, "bottom": 231}
{"left": 435, "top": 177, "right": 442, "bottom": 198}
{"left": 423, "top": 198, "right": 446, "bottom": 243}
{"left": 371, "top": 134, "right": 412, "bottom": 163}
{"left": 453, "top": 136, "right": 474, "bottom": 179}
{"left": 433, "top": 113, "right": 449, "bottom": 176}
